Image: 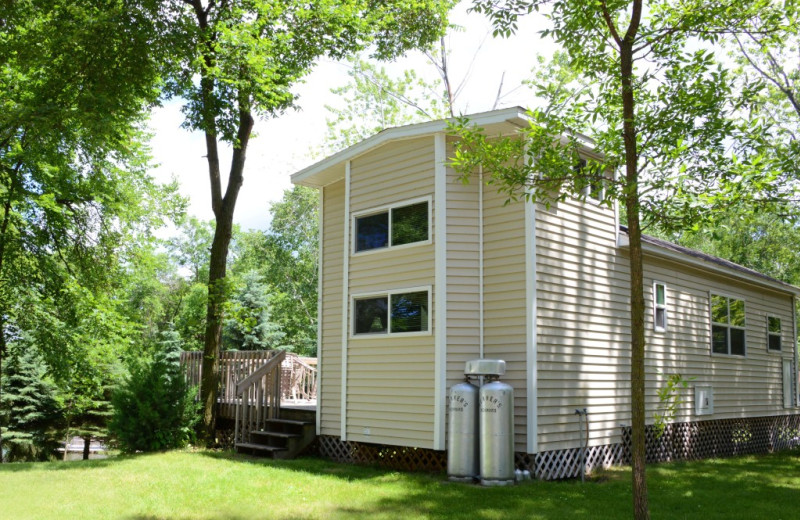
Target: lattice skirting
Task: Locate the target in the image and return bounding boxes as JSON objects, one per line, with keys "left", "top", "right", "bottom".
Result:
{"left": 315, "top": 414, "right": 800, "bottom": 479}
{"left": 620, "top": 414, "right": 800, "bottom": 464}
{"left": 317, "top": 435, "right": 446, "bottom": 472}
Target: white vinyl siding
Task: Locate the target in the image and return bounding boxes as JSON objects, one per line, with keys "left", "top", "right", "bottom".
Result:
{"left": 319, "top": 180, "right": 345, "bottom": 437}
{"left": 345, "top": 137, "right": 436, "bottom": 448}
{"left": 482, "top": 183, "right": 528, "bottom": 452}
{"left": 535, "top": 198, "right": 626, "bottom": 452}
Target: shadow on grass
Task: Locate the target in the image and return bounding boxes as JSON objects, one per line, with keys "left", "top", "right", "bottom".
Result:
{"left": 200, "top": 449, "right": 799, "bottom": 520}
{"left": 0, "top": 453, "right": 149, "bottom": 473}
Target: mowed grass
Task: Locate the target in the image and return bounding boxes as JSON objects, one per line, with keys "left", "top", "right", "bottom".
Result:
{"left": 0, "top": 449, "right": 798, "bottom": 520}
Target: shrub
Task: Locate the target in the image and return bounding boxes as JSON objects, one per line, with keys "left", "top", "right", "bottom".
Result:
{"left": 109, "top": 330, "right": 198, "bottom": 452}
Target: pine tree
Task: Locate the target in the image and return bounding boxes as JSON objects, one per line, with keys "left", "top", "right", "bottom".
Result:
{"left": 223, "top": 271, "right": 286, "bottom": 351}
{"left": 0, "top": 341, "right": 61, "bottom": 462}
{"left": 109, "top": 329, "right": 198, "bottom": 453}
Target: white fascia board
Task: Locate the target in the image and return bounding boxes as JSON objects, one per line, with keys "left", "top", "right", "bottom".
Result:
{"left": 617, "top": 233, "right": 800, "bottom": 297}
{"left": 291, "top": 107, "right": 531, "bottom": 188}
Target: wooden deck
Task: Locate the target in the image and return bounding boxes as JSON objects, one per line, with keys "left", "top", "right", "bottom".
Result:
{"left": 180, "top": 350, "right": 317, "bottom": 421}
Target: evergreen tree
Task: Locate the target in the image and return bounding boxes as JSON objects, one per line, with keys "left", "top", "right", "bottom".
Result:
{"left": 223, "top": 271, "right": 285, "bottom": 351}
{"left": 0, "top": 340, "right": 61, "bottom": 462}
{"left": 109, "top": 329, "right": 198, "bottom": 453}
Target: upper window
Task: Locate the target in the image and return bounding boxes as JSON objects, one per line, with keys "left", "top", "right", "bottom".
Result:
{"left": 353, "top": 289, "right": 430, "bottom": 336}
{"left": 354, "top": 200, "right": 429, "bottom": 253}
{"left": 768, "top": 316, "right": 782, "bottom": 351}
{"left": 710, "top": 294, "right": 746, "bottom": 356}
{"left": 574, "top": 158, "right": 606, "bottom": 202}
{"left": 653, "top": 282, "right": 667, "bottom": 333}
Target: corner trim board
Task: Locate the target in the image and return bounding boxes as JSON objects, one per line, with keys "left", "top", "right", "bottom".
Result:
{"left": 340, "top": 162, "right": 351, "bottom": 441}
{"left": 317, "top": 187, "right": 324, "bottom": 435}
{"left": 525, "top": 190, "right": 538, "bottom": 454}
{"left": 433, "top": 132, "right": 447, "bottom": 450}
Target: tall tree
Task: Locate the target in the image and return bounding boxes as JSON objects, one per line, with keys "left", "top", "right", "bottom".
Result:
{"left": 454, "top": 1, "right": 793, "bottom": 517}
{"left": 0, "top": 0, "right": 177, "bottom": 459}
{"left": 163, "top": 0, "right": 454, "bottom": 442}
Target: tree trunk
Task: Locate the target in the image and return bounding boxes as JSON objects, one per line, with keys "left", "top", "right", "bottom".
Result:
{"left": 619, "top": 4, "right": 650, "bottom": 517}
{"left": 199, "top": 106, "right": 254, "bottom": 444}
{"left": 82, "top": 436, "right": 91, "bottom": 460}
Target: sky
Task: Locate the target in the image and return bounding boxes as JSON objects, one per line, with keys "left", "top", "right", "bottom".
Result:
{"left": 147, "top": 2, "right": 554, "bottom": 231}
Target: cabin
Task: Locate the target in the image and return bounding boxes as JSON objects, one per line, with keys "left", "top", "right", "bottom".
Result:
{"left": 291, "top": 107, "right": 800, "bottom": 478}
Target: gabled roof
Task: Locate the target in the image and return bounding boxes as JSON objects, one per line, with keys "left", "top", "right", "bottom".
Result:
{"left": 619, "top": 226, "right": 800, "bottom": 297}
{"left": 291, "top": 107, "right": 532, "bottom": 188}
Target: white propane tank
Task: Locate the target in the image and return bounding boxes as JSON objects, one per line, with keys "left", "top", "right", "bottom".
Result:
{"left": 479, "top": 380, "right": 515, "bottom": 486}
{"left": 447, "top": 379, "right": 479, "bottom": 481}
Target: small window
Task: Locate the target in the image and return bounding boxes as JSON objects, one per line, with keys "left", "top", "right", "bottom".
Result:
{"left": 783, "top": 360, "right": 794, "bottom": 408}
{"left": 710, "top": 294, "right": 746, "bottom": 356}
{"left": 653, "top": 282, "right": 667, "bottom": 332}
{"left": 353, "top": 289, "right": 430, "bottom": 336}
{"left": 574, "top": 158, "right": 605, "bottom": 202}
{"left": 768, "top": 316, "right": 782, "bottom": 351}
{"left": 354, "top": 200, "right": 429, "bottom": 253}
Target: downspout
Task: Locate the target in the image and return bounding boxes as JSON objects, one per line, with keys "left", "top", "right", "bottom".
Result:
{"left": 479, "top": 165, "right": 485, "bottom": 359}
{"left": 794, "top": 297, "right": 798, "bottom": 407}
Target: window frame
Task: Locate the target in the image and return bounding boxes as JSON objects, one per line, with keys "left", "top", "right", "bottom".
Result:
{"left": 709, "top": 292, "right": 747, "bottom": 357}
{"left": 767, "top": 315, "right": 782, "bottom": 352}
{"left": 653, "top": 281, "right": 668, "bottom": 333}
{"left": 350, "top": 286, "right": 432, "bottom": 338}
{"left": 351, "top": 196, "right": 432, "bottom": 256}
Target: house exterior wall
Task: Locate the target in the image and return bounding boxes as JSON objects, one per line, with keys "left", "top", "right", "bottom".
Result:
{"left": 534, "top": 197, "right": 798, "bottom": 454}
{"left": 481, "top": 185, "right": 529, "bottom": 452}
{"left": 312, "top": 125, "right": 797, "bottom": 460}
{"left": 534, "top": 198, "right": 630, "bottom": 452}
{"left": 344, "top": 136, "right": 437, "bottom": 448}
{"left": 642, "top": 257, "right": 796, "bottom": 422}
{"left": 319, "top": 179, "right": 345, "bottom": 438}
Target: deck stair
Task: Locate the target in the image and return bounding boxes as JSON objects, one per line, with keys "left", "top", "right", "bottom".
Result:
{"left": 236, "top": 417, "right": 316, "bottom": 459}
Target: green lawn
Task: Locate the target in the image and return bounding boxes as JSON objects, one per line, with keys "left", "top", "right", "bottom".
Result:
{"left": 0, "top": 449, "right": 797, "bottom": 519}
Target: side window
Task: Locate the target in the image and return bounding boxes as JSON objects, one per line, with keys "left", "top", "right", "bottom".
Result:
{"left": 768, "top": 316, "right": 782, "bottom": 351}
{"left": 710, "top": 294, "right": 746, "bottom": 356}
{"left": 353, "top": 289, "right": 430, "bottom": 336}
{"left": 653, "top": 282, "right": 667, "bottom": 333}
{"left": 574, "top": 158, "right": 606, "bottom": 202}
{"left": 354, "top": 200, "right": 429, "bottom": 253}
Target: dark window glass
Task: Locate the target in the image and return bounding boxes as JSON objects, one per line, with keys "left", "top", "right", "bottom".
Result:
{"left": 768, "top": 317, "right": 782, "bottom": 351}
{"left": 354, "top": 297, "right": 388, "bottom": 334}
{"left": 391, "top": 202, "right": 428, "bottom": 246}
{"left": 730, "top": 328, "right": 746, "bottom": 356}
{"left": 712, "top": 326, "right": 728, "bottom": 354}
{"left": 655, "top": 308, "right": 667, "bottom": 330}
{"left": 390, "top": 291, "right": 428, "bottom": 333}
{"left": 355, "top": 212, "right": 388, "bottom": 252}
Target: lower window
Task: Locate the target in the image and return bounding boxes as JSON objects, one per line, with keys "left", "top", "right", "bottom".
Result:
{"left": 353, "top": 289, "right": 430, "bottom": 335}
{"left": 710, "top": 293, "right": 746, "bottom": 356}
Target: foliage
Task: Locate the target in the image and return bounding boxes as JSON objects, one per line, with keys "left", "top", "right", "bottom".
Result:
{"left": 234, "top": 186, "right": 319, "bottom": 355}
{"left": 322, "top": 58, "right": 449, "bottom": 154}
{"left": 0, "top": 0, "right": 184, "bottom": 458}
{"left": 652, "top": 372, "right": 693, "bottom": 439}
{"left": 109, "top": 330, "right": 198, "bottom": 453}
{"left": 0, "top": 341, "right": 61, "bottom": 462}
{"left": 223, "top": 271, "right": 286, "bottom": 351}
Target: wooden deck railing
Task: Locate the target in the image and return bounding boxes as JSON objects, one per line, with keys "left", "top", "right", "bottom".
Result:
{"left": 234, "top": 350, "right": 286, "bottom": 445}
{"left": 180, "top": 350, "right": 317, "bottom": 419}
